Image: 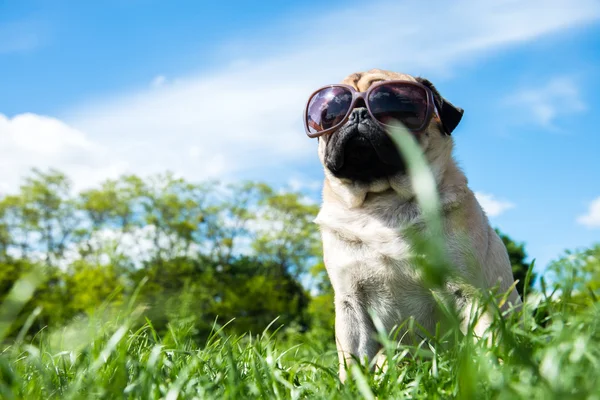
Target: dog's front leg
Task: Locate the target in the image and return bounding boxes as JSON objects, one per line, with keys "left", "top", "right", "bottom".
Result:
{"left": 334, "top": 296, "right": 379, "bottom": 382}
{"left": 447, "top": 283, "right": 494, "bottom": 341}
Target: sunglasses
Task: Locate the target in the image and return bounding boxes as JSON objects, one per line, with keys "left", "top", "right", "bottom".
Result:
{"left": 303, "top": 80, "right": 437, "bottom": 138}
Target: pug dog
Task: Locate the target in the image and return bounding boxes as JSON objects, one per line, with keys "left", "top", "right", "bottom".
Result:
{"left": 304, "top": 69, "right": 522, "bottom": 381}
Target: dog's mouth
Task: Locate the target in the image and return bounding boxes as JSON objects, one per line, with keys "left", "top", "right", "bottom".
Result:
{"left": 344, "top": 136, "right": 377, "bottom": 167}
{"left": 325, "top": 121, "right": 405, "bottom": 182}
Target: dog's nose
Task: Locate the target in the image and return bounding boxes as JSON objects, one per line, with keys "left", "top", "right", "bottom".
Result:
{"left": 348, "top": 107, "right": 370, "bottom": 123}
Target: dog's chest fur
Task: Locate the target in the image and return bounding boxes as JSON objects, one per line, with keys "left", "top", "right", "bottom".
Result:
{"left": 315, "top": 191, "right": 439, "bottom": 331}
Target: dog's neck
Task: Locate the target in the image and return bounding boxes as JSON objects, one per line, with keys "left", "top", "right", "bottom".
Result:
{"left": 321, "top": 157, "right": 468, "bottom": 212}
{"left": 316, "top": 158, "right": 470, "bottom": 242}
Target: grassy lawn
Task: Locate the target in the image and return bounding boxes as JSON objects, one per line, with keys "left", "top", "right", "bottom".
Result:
{"left": 1, "top": 282, "right": 599, "bottom": 399}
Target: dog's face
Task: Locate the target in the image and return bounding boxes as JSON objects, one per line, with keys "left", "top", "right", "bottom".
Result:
{"left": 316, "top": 69, "right": 464, "bottom": 207}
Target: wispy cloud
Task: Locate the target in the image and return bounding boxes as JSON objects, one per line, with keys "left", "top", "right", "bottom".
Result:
{"left": 577, "top": 197, "right": 600, "bottom": 228}
{"left": 287, "top": 178, "right": 322, "bottom": 194}
{"left": 475, "top": 192, "right": 515, "bottom": 217}
{"left": 2, "top": 0, "right": 599, "bottom": 191}
{"left": 151, "top": 75, "right": 167, "bottom": 88}
{"left": 503, "top": 76, "right": 587, "bottom": 129}
{"left": 0, "top": 19, "right": 46, "bottom": 54}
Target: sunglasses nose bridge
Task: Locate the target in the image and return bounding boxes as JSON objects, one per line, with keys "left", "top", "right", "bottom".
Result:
{"left": 351, "top": 91, "right": 367, "bottom": 110}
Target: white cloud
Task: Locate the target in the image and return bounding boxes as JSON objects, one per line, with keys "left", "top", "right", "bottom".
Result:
{"left": 151, "top": 75, "right": 167, "bottom": 88}
{"left": 2, "top": 0, "right": 600, "bottom": 191}
{"left": 0, "top": 113, "right": 126, "bottom": 193}
{"left": 475, "top": 192, "right": 515, "bottom": 217}
{"left": 287, "top": 178, "right": 322, "bottom": 193}
{"left": 577, "top": 197, "right": 600, "bottom": 228}
{"left": 503, "top": 76, "right": 587, "bottom": 129}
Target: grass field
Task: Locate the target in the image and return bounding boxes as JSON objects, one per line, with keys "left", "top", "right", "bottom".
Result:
{"left": 1, "top": 280, "right": 600, "bottom": 399}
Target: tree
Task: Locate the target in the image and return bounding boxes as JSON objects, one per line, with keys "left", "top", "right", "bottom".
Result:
{"left": 495, "top": 229, "right": 535, "bottom": 297}
{"left": 0, "top": 168, "right": 327, "bottom": 340}
{"left": 0, "top": 260, "right": 72, "bottom": 338}
{"left": 65, "top": 261, "right": 124, "bottom": 314}
{"left": 250, "top": 186, "right": 322, "bottom": 279}
{"left": 548, "top": 243, "right": 600, "bottom": 306}
{"left": 0, "top": 169, "right": 79, "bottom": 266}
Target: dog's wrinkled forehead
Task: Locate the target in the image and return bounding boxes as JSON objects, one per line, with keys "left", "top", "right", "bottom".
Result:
{"left": 341, "top": 69, "right": 417, "bottom": 91}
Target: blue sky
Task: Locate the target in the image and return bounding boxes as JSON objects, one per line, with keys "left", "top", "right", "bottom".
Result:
{"left": 1, "top": 0, "right": 599, "bottom": 277}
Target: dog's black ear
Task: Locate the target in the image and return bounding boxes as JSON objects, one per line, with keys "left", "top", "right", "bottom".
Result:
{"left": 416, "top": 77, "right": 464, "bottom": 135}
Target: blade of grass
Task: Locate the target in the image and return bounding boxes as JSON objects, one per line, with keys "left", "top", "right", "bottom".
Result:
{"left": 0, "top": 270, "right": 44, "bottom": 342}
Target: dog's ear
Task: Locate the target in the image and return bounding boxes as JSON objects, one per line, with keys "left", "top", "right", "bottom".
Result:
{"left": 416, "top": 77, "right": 464, "bottom": 135}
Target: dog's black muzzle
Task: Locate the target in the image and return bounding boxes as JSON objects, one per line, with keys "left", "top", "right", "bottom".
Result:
{"left": 324, "top": 108, "right": 405, "bottom": 182}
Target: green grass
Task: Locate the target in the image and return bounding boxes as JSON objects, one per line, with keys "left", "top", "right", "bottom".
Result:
{"left": 1, "top": 285, "right": 600, "bottom": 399}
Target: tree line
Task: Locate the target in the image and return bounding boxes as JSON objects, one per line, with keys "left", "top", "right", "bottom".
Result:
{"left": 0, "top": 169, "right": 542, "bottom": 341}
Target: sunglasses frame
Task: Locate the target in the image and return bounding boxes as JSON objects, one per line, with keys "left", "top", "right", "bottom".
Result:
{"left": 304, "top": 79, "right": 437, "bottom": 138}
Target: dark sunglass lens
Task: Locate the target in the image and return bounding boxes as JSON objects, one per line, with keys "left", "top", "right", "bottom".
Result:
{"left": 368, "top": 84, "right": 428, "bottom": 130}
{"left": 306, "top": 87, "right": 352, "bottom": 134}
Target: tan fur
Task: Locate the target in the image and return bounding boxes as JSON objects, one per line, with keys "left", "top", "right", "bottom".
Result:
{"left": 313, "top": 69, "right": 522, "bottom": 381}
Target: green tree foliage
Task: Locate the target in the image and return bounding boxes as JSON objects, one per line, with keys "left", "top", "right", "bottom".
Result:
{"left": 0, "top": 169, "right": 319, "bottom": 341}
{"left": 548, "top": 243, "right": 600, "bottom": 306}
{"left": 495, "top": 228, "right": 535, "bottom": 296}
{"left": 0, "top": 169, "right": 78, "bottom": 266}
